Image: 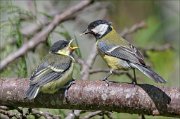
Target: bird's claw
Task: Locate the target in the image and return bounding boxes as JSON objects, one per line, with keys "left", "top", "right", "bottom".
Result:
{"left": 65, "top": 79, "right": 76, "bottom": 103}
{"left": 102, "top": 78, "right": 110, "bottom": 86}
{"left": 131, "top": 80, "right": 137, "bottom": 87}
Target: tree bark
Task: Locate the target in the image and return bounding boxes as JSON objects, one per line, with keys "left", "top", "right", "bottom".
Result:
{"left": 0, "top": 78, "right": 179, "bottom": 118}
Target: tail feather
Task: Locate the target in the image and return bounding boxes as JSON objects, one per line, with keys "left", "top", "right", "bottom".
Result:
{"left": 25, "top": 85, "right": 40, "bottom": 100}
{"left": 130, "top": 63, "right": 166, "bottom": 83}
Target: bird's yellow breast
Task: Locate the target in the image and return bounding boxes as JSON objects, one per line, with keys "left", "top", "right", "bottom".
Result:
{"left": 97, "top": 28, "right": 130, "bottom": 70}
{"left": 103, "top": 55, "right": 120, "bottom": 69}
{"left": 103, "top": 55, "right": 130, "bottom": 70}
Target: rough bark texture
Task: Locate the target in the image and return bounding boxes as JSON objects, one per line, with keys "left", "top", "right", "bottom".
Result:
{"left": 0, "top": 78, "right": 179, "bottom": 118}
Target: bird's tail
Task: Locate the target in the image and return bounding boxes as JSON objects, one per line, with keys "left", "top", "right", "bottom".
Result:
{"left": 25, "top": 85, "right": 40, "bottom": 100}
{"left": 130, "top": 63, "right": 166, "bottom": 83}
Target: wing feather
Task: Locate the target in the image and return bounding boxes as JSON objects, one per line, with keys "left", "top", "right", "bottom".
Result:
{"left": 29, "top": 54, "right": 72, "bottom": 86}
{"left": 97, "top": 41, "right": 145, "bottom": 66}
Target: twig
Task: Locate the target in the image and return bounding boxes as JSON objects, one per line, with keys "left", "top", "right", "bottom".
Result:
{"left": 89, "top": 68, "right": 134, "bottom": 82}
{"left": 143, "top": 44, "right": 173, "bottom": 52}
{"left": 0, "top": 109, "right": 19, "bottom": 119}
{"left": 65, "top": 110, "right": 75, "bottom": 119}
{"left": 139, "top": 44, "right": 173, "bottom": 58}
{"left": 89, "top": 68, "right": 128, "bottom": 75}
{"left": 120, "top": 21, "right": 146, "bottom": 37}
{"left": 82, "top": 111, "right": 113, "bottom": 119}
{"left": 16, "top": 107, "right": 25, "bottom": 119}
{"left": 0, "top": 106, "right": 60, "bottom": 119}
{"left": 82, "top": 111, "right": 102, "bottom": 119}
{"left": 30, "top": 109, "right": 60, "bottom": 119}
{"left": 0, "top": 106, "right": 9, "bottom": 110}
{"left": 21, "top": 16, "right": 76, "bottom": 38}
{"left": 0, "top": 0, "right": 94, "bottom": 71}
{"left": 81, "top": 44, "right": 98, "bottom": 80}
{"left": 104, "top": 112, "right": 114, "bottom": 119}
{"left": 23, "top": 108, "right": 61, "bottom": 119}
{"left": 65, "top": 110, "right": 84, "bottom": 119}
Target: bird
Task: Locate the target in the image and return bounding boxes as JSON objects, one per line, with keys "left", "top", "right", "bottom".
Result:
{"left": 81, "top": 19, "right": 166, "bottom": 84}
{"left": 25, "top": 40, "right": 78, "bottom": 99}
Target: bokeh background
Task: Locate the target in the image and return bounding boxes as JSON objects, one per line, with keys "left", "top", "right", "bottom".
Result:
{"left": 0, "top": 0, "right": 179, "bottom": 119}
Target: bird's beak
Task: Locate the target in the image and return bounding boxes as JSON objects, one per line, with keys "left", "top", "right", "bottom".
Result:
{"left": 69, "top": 39, "right": 78, "bottom": 51}
{"left": 69, "top": 46, "right": 78, "bottom": 51}
{"left": 80, "top": 29, "right": 91, "bottom": 36}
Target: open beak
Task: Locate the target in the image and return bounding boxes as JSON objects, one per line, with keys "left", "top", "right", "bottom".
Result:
{"left": 69, "top": 39, "right": 78, "bottom": 51}
{"left": 69, "top": 46, "right": 78, "bottom": 51}
{"left": 80, "top": 29, "right": 91, "bottom": 36}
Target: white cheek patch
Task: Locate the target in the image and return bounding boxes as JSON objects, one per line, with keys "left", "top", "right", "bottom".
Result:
{"left": 92, "top": 24, "right": 109, "bottom": 36}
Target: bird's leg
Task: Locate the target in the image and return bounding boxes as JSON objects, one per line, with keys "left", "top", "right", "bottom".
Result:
{"left": 102, "top": 69, "right": 113, "bottom": 86}
{"left": 103, "top": 69, "right": 113, "bottom": 80}
{"left": 132, "top": 68, "right": 137, "bottom": 86}
{"left": 64, "top": 79, "right": 75, "bottom": 102}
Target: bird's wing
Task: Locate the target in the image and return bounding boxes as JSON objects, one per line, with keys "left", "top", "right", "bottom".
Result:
{"left": 30, "top": 54, "right": 72, "bottom": 86}
{"left": 97, "top": 41, "right": 145, "bottom": 65}
{"left": 127, "top": 43, "right": 145, "bottom": 64}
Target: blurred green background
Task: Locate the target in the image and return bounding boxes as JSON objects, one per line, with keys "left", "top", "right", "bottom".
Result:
{"left": 0, "top": 0, "right": 179, "bottom": 119}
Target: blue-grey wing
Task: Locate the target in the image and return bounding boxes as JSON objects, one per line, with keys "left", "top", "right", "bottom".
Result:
{"left": 30, "top": 54, "right": 72, "bottom": 86}
{"left": 97, "top": 41, "right": 145, "bottom": 65}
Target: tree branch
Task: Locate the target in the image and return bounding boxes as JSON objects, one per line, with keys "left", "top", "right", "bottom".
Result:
{"left": 82, "top": 111, "right": 102, "bottom": 119}
{"left": 0, "top": 78, "right": 179, "bottom": 118}
{"left": 120, "top": 21, "right": 146, "bottom": 37}
{"left": 0, "top": 0, "right": 93, "bottom": 71}
{"left": 81, "top": 44, "right": 98, "bottom": 80}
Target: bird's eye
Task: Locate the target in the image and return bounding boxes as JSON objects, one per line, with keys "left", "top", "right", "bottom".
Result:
{"left": 63, "top": 44, "right": 67, "bottom": 47}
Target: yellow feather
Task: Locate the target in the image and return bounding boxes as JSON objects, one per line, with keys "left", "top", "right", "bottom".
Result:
{"left": 103, "top": 55, "right": 129, "bottom": 70}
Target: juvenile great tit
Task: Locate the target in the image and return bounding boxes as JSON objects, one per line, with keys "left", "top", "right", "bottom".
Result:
{"left": 25, "top": 40, "right": 78, "bottom": 99}
{"left": 81, "top": 20, "right": 166, "bottom": 84}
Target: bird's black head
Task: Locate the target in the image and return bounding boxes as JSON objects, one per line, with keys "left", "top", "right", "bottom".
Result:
{"left": 50, "top": 40, "right": 69, "bottom": 54}
{"left": 82, "top": 20, "right": 112, "bottom": 39}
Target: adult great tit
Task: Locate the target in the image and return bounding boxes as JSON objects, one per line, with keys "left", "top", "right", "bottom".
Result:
{"left": 81, "top": 20, "right": 166, "bottom": 84}
{"left": 25, "top": 40, "right": 78, "bottom": 99}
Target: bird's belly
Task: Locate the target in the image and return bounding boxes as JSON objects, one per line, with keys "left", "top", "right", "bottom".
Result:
{"left": 41, "top": 63, "right": 74, "bottom": 94}
{"left": 103, "top": 55, "right": 130, "bottom": 70}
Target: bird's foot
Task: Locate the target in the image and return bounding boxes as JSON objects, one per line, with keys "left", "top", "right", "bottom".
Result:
{"left": 65, "top": 79, "right": 76, "bottom": 103}
{"left": 66, "top": 79, "right": 76, "bottom": 89}
{"left": 102, "top": 78, "right": 110, "bottom": 86}
{"left": 131, "top": 80, "right": 137, "bottom": 87}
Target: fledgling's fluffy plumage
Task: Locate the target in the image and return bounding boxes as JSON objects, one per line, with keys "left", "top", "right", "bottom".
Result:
{"left": 25, "top": 40, "right": 78, "bottom": 99}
